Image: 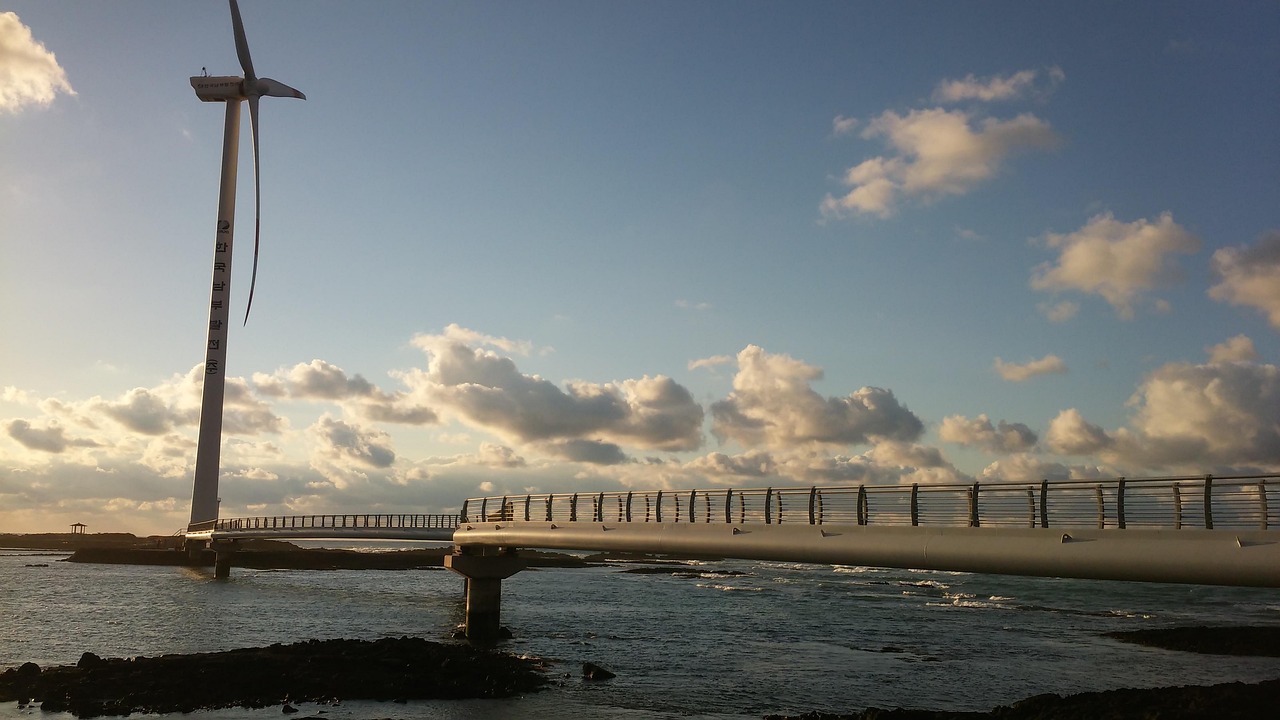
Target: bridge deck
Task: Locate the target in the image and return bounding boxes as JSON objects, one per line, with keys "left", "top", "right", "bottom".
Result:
{"left": 185, "top": 474, "right": 1280, "bottom": 587}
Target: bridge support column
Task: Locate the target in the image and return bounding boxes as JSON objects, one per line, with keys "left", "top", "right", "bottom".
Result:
{"left": 212, "top": 541, "right": 237, "bottom": 579}
{"left": 444, "top": 547, "right": 525, "bottom": 646}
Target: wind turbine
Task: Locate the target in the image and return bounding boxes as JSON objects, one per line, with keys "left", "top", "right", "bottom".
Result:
{"left": 188, "top": 0, "right": 304, "bottom": 529}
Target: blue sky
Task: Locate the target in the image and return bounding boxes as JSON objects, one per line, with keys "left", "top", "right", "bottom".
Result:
{"left": 2, "top": 1, "right": 1278, "bottom": 535}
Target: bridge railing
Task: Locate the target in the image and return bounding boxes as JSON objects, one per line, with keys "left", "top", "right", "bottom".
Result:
{"left": 461, "top": 474, "right": 1278, "bottom": 531}
{"left": 205, "top": 513, "right": 461, "bottom": 533}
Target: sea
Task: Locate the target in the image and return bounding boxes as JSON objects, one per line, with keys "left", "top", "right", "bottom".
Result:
{"left": 2, "top": 543, "right": 1279, "bottom": 719}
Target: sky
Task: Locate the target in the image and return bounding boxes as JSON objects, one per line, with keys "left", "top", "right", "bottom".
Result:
{"left": 2, "top": 1, "right": 1278, "bottom": 536}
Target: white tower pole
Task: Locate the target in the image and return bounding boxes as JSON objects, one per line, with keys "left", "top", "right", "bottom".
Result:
{"left": 189, "top": 99, "right": 242, "bottom": 527}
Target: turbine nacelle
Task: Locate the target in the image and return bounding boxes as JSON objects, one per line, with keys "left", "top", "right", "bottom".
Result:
{"left": 190, "top": 75, "right": 305, "bottom": 103}
{"left": 190, "top": 75, "right": 246, "bottom": 102}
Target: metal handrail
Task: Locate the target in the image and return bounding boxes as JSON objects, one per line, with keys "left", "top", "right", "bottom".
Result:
{"left": 461, "top": 474, "right": 1279, "bottom": 532}
{"left": 210, "top": 513, "right": 461, "bottom": 532}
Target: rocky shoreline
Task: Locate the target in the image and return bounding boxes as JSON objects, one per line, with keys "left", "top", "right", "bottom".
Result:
{"left": 0, "top": 637, "right": 546, "bottom": 718}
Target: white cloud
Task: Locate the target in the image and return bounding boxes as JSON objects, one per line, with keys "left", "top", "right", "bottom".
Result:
{"left": 1045, "top": 408, "right": 1112, "bottom": 455}
{"left": 1039, "top": 301, "right": 1079, "bottom": 323}
{"left": 308, "top": 416, "right": 397, "bottom": 489}
{"left": 255, "top": 360, "right": 438, "bottom": 425}
{"left": 1207, "top": 335, "right": 1258, "bottom": 364}
{"left": 1124, "top": 361, "right": 1280, "bottom": 468}
{"left": 0, "top": 12, "right": 75, "bottom": 113}
{"left": 939, "top": 414, "right": 1038, "bottom": 453}
{"left": 822, "top": 108, "right": 1058, "bottom": 218}
{"left": 403, "top": 326, "right": 705, "bottom": 453}
{"left": 5, "top": 419, "right": 97, "bottom": 453}
{"left": 689, "top": 355, "right": 733, "bottom": 371}
{"left": 994, "top": 354, "right": 1067, "bottom": 382}
{"left": 709, "top": 345, "right": 924, "bottom": 449}
{"left": 932, "top": 66, "right": 1064, "bottom": 103}
{"left": 831, "top": 114, "right": 858, "bottom": 137}
{"left": 979, "top": 454, "right": 1106, "bottom": 483}
{"left": 1209, "top": 230, "right": 1280, "bottom": 330}
{"left": 1030, "top": 212, "right": 1200, "bottom": 319}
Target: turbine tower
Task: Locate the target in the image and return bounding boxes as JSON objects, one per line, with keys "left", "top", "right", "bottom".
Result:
{"left": 188, "top": 0, "right": 304, "bottom": 529}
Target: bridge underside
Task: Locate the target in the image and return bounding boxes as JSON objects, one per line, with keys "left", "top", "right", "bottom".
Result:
{"left": 185, "top": 527, "right": 455, "bottom": 542}
{"left": 453, "top": 521, "right": 1280, "bottom": 588}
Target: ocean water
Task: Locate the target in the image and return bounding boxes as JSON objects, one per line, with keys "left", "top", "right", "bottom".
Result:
{"left": 2, "top": 547, "right": 1279, "bottom": 719}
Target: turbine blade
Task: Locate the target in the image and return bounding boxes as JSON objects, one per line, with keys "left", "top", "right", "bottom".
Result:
{"left": 254, "top": 78, "right": 306, "bottom": 100}
{"left": 229, "top": 0, "right": 256, "bottom": 81}
{"left": 243, "top": 94, "right": 261, "bottom": 325}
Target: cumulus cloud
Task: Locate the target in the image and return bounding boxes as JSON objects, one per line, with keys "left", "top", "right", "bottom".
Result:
{"left": 994, "top": 354, "right": 1067, "bottom": 382}
{"left": 5, "top": 419, "right": 96, "bottom": 453}
{"left": 402, "top": 326, "right": 705, "bottom": 453}
{"left": 1030, "top": 212, "right": 1201, "bottom": 319}
{"left": 1207, "top": 335, "right": 1258, "bottom": 364}
{"left": 939, "top": 414, "right": 1038, "bottom": 453}
{"left": 1045, "top": 408, "right": 1113, "bottom": 456}
{"left": 310, "top": 416, "right": 396, "bottom": 472}
{"left": 822, "top": 107, "right": 1058, "bottom": 218}
{"left": 0, "top": 12, "right": 74, "bottom": 114}
{"left": 979, "top": 454, "right": 1095, "bottom": 483}
{"left": 932, "top": 67, "right": 1064, "bottom": 103}
{"left": 1124, "top": 361, "right": 1280, "bottom": 468}
{"left": 687, "top": 450, "right": 777, "bottom": 478}
{"left": 255, "top": 360, "right": 438, "bottom": 425}
{"left": 1208, "top": 231, "right": 1280, "bottom": 329}
{"left": 710, "top": 345, "right": 923, "bottom": 449}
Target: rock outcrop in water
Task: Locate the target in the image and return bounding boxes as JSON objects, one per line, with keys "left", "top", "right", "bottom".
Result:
{"left": 0, "top": 637, "right": 546, "bottom": 718}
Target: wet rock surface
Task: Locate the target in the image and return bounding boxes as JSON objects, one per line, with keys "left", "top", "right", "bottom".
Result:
{"left": 0, "top": 637, "right": 546, "bottom": 718}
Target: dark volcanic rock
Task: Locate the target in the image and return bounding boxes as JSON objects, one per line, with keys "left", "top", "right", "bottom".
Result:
{"left": 1105, "top": 625, "right": 1280, "bottom": 657}
{"left": 0, "top": 637, "right": 546, "bottom": 717}
{"left": 582, "top": 662, "right": 616, "bottom": 681}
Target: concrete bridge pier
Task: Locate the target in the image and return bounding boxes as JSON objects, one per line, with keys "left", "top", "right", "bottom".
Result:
{"left": 444, "top": 546, "right": 526, "bottom": 645}
{"left": 212, "top": 540, "right": 237, "bottom": 579}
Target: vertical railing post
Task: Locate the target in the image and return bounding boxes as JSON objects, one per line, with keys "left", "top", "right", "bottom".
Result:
{"left": 545, "top": 494, "right": 554, "bottom": 522}
{"left": 816, "top": 489, "right": 824, "bottom": 525}
{"left": 480, "top": 498, "right": 488, "bottom": 523}
{"left": 1204, "top": 474, "right": 1214, "bottom": 530}
{"left": 910, "top": 484, "right": 919, "bottom": 526}
{"left": 1173, "top": 483, "right": 1182, "bottom": 529}
{"left": 570, "top": 493, "right": 578, "bottom": 522}
{"left": 1040, "top": 479, "right": 1049, "bottom": 529}
{"left": 705, "top": 492, "right": 712, "bottom": 522}
{"left": 626, "top": 491, "right": 633, "bottom": 522}
{"left": 725, "top": 489, "right": 733, "bottom": 524}
{"left": 808, "top": 487, "right": 817, "bottom": 525}
{"left": 1117, "top": 478, "right": 1127, "bottom": 529}
{"left": 524, "top": 494, "right": 531, "bottom": 522}
{"left": 764, "top": 487, "right": 773, "bottom": 524}
{"left": 645, "top": 495, "right": 651, "bottom": 522}
{"left": 500, "top": 496, "right": 508, "bottom": 522}
{"left": 1260, "top": 480, "right": 1269, "bottom": 530}
{"left": 689, "top": 490, "right": 697, "bottom": 523}
{"left": 1095, "top": 484, "right": 1105, "bottom": 529}
{"left": 656, "top": 491, "right": 663, "bottom": 523}
{"left": 739, "top": 492, "right": 746, "bottom": 524}
{"left": 597, "top": 492, "right": 605, "bottom": 522}
{"left": 857, "top": 485, "right": 867, "bottom": 526}
{"left": 969, "top": 482, "right": 980, "bottom": 528}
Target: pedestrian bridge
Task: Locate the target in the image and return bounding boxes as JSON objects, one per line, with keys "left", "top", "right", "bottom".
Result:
{"left": 188, "top": 473, "right": 1280, "bottom": 588}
